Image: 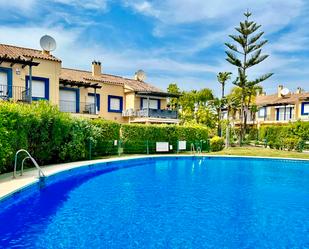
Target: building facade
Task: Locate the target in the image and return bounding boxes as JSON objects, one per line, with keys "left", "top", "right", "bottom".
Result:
{"left": 225, "top": 85, "right": 309, "bottom": 127}
{"left": 0, "top": 43, "right": 179, "bottom": 124}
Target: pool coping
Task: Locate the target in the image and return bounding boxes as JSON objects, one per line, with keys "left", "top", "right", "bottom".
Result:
{"left": 1, "top": 154, "right": 308, "bottom": 201}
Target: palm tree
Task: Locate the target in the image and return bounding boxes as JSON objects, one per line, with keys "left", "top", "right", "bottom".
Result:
{"left": 217, "top": 72, "right": 232, "bottom": 99}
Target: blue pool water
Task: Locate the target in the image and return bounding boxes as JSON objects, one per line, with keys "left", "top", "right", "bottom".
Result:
{"left": 0, "top": 157, "right": 308, "bottom": 248}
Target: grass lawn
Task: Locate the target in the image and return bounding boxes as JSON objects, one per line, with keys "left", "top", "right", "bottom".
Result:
{"left": 208, "top": 147, "right": 309, "bottom": 159}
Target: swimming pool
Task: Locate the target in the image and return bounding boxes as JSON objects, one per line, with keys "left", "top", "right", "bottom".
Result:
{"left": 0, "top": 156, "right": 308, "bottom": 248}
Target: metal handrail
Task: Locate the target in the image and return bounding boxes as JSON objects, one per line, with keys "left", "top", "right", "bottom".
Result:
{"left": 13, "top": 149, "right": 45, "bottom": 178}
{"left": 20, "top": 156, "right": 30, "bottom": 176}
{"left": 196, "top": 147, "right": 202, "bottom": 154}
{"left": 191, "top": 143, "right": 195, "bottom": 154}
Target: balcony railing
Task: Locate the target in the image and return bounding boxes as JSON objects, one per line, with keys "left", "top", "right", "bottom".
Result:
{"left": 59, "top": 100, "right": 98, "bottom": 115}
{"left": 123, "top": 108, "right": 178, "bottom": 119}
{"left": 0, "top": 84, "right": 30, "bottom": 102}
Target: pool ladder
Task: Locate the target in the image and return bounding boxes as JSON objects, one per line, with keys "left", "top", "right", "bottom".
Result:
{"left": 191, "top": 143, "right": 202, "bottom": 155}
{"left": 13, "top": 149, "right": 45, "bottom": 179}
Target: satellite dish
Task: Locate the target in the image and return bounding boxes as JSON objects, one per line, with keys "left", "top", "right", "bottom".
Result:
{"left": 135, "top": 70, "right": 146, "bottom": 82}
{"left": 40, "top": 35, "right": 57, "bottom": 52}
{"left": 280, "top": 88, "right": 290, "bottom": 96}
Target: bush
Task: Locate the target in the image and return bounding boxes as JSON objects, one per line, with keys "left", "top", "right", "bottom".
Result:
{"left": 0, "top": 101, "right": 120, "bottom": 173}
{"left": 259, "top": 121, "right": 309, "bottom": 152}
{"left": 210, "top": 136, "right": 225, "bottom": 152}
{"left": 121, "top": 124, "right": 209, "bottom": 154}
{"left": 0, "top": 101, "right": 211, "bottom": 173}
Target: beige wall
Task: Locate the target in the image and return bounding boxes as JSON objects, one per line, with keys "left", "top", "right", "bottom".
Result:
{"left": 299, "top": 101, "right": 309, "bottom": 120}
{"left": 86, "top": 82, "right": 126, "bottom": 123}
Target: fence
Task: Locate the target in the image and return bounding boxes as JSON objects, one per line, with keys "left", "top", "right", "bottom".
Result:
{"left": 88, "top": 139, "right": 210, "bottom": 159}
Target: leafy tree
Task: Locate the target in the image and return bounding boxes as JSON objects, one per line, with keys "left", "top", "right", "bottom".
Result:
{"left": 167, "top": 84, "right": 215, "bottom": 126}
{"left": 167, "top": 83, "right": 181, "bottom": 109}
{"left": 225, "top": 10, "right": 273, "bottom": 145}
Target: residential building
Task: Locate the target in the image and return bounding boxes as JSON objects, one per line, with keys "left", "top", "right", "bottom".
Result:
{"left": 255, "top": 85, "right": 309, "bottom": 126}
{"left": 0, "top": 43, "right": 179, "bottom": 124}
{"left": 225, "top": 85, "right": 309, "bottom": 127}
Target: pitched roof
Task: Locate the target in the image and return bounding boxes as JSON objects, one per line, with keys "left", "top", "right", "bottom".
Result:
{"left": 60, "top": 68, "right": 164, "bottom": 93}
{"left": 124, "top": 78, "right": 163, "bottom": 92}
{"left": 0, "top": 43, "right": 61, "bottom": 62}
{"left": 256, "top": 92, "right": 309, "bottom": 106}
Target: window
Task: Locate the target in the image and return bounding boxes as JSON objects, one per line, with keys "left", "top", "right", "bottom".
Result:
{"left": 258, "top": 107, "right": 266, "bottom": 118}
{"left": 301, "top": 102, "right": 309, "bottom": 115}
{"left": 141, "top": 98, "right": 160, "bottom": 109}
{"left": 26, "top": 76, "right": 49, "bottom": 100}
{"left": 59, "top": 88, "right": 80, "bottom": 113}
{"left": 0, "top": 67, "right": 12, "bottom": 98}
{"left": 108, "top": 95, "right": 123, "bottom": 113}
{"left": 276, "top": 106, "right": 294, "bottom": 121}
{"left": 88, "top": 93, "right": 100, "bottom": 114}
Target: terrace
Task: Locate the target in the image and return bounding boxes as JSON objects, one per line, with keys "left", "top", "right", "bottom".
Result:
{"left": 0, "top": 84, "right": 31, "bottom": 102}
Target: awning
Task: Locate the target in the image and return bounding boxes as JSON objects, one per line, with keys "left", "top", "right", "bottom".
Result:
{"left": 60, "top": 79, "right": 102, "bottom": 89}
{"left": 135, "top": 91, "right": 181, "bottom": 98}
{"left": 0, "top": 54, "right": 39, "bottom": 68}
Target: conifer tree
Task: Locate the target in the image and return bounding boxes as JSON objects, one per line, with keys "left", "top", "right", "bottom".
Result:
{"left": 225, "top": 11, "right": 273, "bottom": 145}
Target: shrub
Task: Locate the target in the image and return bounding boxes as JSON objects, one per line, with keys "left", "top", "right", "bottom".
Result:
{"left": 259, "top": 121, "right": 308, "bottom": 152}
{"left": 0, "top": 101, "right": 120, "bottom": 173}
{"left": 121, "top": 124, "right": 209, "bottom": 154}
{"left": 210, "top": 136, "right": 225, "bottom": 152}
{"left": 0, "top": 102, "right": 211, "bottom": 173}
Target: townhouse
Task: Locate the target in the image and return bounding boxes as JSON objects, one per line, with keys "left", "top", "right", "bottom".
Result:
{"left": 224, "top": 85, "right": 309, "bottom": 127}
{"left": 255, "top": 85, "right": 309, "bottom": 125}
{"left": 0, "top": 43, "right": 179, "bottom": 124}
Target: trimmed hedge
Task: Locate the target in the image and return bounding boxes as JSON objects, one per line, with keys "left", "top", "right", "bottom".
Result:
{"left": 259, "top": 121, "right": 309, "bottom": 151}
{"left": 121, "top": 124, "right": 209, "bottom": 153}
{"left": 0, "top": 102, "right": 210, "bottom": 173}
{"left": 0, "top": 102, "right": 120, "bottom": 173}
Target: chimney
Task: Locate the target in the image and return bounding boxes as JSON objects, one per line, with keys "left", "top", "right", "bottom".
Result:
{"left": 296, "top": 87, "right": 302, "bottom": 94}
{"left": 92, "top": 61, "right": 102, "bottom": 76}
{"left": 277, "top": 85, "right": 283, "bottom": 97}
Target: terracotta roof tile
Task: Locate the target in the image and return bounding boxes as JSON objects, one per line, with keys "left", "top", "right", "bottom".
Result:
{"left": 60, "top": 68, "right": 164, "bottom": 93}
{"left": 0, "top": 44, "right": 61, "bottom": 62}
{"left": 256, "top": 92, "right": 309, "bottom": 106}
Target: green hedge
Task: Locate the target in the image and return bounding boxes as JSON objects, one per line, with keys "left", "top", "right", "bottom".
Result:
{"left": 0, "top": 102, "right": 120, "bottom": 173}
{"left": 0, "top": 102, "right": 210, "bottom": 173}
{"left": 121, "top": 124, "right": 209, "bottom": 154}
{"left": 259, "top": 121, "right": 309, "bottom": 151}
{"left": 121, "top": 124, "right": 208, "bottom": 154}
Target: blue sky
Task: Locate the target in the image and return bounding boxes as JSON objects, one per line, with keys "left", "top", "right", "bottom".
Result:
{"left": 0, "top": 0, "right": 308, "bottom": 95}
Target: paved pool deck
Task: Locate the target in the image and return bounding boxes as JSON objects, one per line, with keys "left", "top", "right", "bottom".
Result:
{"left": 0, "top": 154, "right": 308, "bottom": 201}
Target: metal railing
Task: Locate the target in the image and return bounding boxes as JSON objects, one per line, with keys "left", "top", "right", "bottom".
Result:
{"left": 0, "top": 84, "right": 30, "bottom": 102}
{"left": 123, "top": 108, "right": 178, "bottom": 119}
{"left": 13, "top": 149, "right": 45, "bottom": 178}
{"left": 59, "top": 101, "right": 98, "bottom": 114}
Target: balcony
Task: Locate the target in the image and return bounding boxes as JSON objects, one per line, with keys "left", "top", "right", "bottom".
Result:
{"left": 123, "top": 108, "right": 179, "bottom": 124}
{"left": 59, "top": 100, "right": 98, "bottom": 115}
{"left": 0, "top": 84, "right": 30, "bottom": 102}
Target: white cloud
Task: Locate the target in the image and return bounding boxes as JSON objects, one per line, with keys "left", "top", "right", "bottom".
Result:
{"left": 0, "top": 0, "right": 37, "bottom": 11}
{"left": 51, "top": 0, "right": 108, "bottom": 10}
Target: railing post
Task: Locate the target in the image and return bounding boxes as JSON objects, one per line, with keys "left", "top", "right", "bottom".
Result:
{"left": 118, "top": 139, "right": 122, "bottom": 156}
{"left": 146, "top": 140, "right": 149, "bottom": 154}
{"left": 89, "top": 139, "right": 92, "bottom": 160}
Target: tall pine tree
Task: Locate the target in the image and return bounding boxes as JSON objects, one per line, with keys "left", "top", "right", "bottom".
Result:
{"left": 225, "top": 11, "right": 273, "bottom": 145}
